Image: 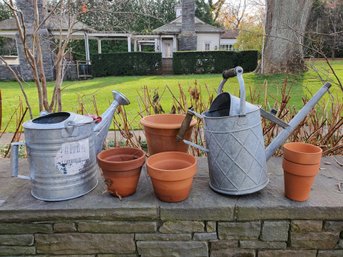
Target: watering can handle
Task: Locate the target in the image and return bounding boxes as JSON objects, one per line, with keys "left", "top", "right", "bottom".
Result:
{"left": 176, "top": 108, "right": 195, "bottom": 142}
{"left": 235, "top": 67, "right": 246, "bottom": 116}
{"left": 10, "top": 142, "right": 30, "bottom": 180}
{"left": 177, "top": 108, "right": 204, "bottom": 139}
{"left": 218, "top": 66, "right": 246, "bottom": 116}
{"left": 177, "top": 109, "right": 209, "bottom": 152}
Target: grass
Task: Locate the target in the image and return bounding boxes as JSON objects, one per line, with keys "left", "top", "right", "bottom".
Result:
{"left": 0, "top": 59, "right": 342, "bottom": 132}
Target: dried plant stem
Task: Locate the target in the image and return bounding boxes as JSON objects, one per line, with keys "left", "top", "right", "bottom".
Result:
{"left": 4, "top": 107, "right": 28, "bottom": 158}
{"left": 0, "top": 90, "right": 2, "bottom": 131}
{"left": 0, "top": 103, "right": 21, "bottom": 138}
{"left": 0, "top": 56, "right": 33, "bottom": 118}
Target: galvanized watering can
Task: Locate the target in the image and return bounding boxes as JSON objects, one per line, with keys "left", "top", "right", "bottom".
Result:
{"left": 11, "top": 90, "right": 130, "bottom": 201}
{"left": 177, "top": 67, "right": 332, "bottom": 195}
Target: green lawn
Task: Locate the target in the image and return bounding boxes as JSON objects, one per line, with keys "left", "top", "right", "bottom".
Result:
{"left": 0, "top": 59, "right": 342, "bottom": 132}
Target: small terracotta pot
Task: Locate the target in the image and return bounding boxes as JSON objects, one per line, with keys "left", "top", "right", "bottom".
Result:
{"left": 282, "top": 142, "right": 322, "bottom": 202}
{"left": 283, "top": 142, "right": 322, "bottom": 164}
{"left": 97, "top": 147, "right": 145, "bottom": 198}
{"left": 140, "top": 114, "right": 197, "bottom": 155}
{"left": 146, "top": 151, "right": 197, "bottom": 202}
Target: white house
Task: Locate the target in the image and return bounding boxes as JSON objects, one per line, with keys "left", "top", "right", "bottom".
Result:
{"left": 148, "top": 5, "right": 228, "bottom": 58}
{"left": 220, "top": 30, "right": 239, "bottom": 51}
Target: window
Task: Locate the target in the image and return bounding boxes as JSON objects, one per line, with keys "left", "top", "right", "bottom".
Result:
{"left": 205, "top": 43, "right": 210, "bottom": 51}
{"left": 220, "top": 44, "right": 229, "bottom": 51}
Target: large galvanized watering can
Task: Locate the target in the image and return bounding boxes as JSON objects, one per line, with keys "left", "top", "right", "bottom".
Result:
{"left": 177, "top": 67, "right": 332, "bottom": 195}
{"left": 11, "top": 90, "right": 130, "bottom": 201}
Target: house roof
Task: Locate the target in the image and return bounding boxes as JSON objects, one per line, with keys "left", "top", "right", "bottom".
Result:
{"left": 221, "top": 29, "right": 239, "bottom": 39}
{"left": 0, "top": 16, "right": 94, "bottom": 32}
{"left": 152, "top": 16, "right": 224, "bottom": 34}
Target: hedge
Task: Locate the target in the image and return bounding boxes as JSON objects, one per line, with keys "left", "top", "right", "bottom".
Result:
{"left": 92, "top": 52, "right": 162, "bottom": 77}
{"left": 173, "top": 50, "right": 258, "bottom": 74}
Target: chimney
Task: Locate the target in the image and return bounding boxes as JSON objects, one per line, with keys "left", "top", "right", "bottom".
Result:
{"left": 15, "top": 0, "right": 47, "bottom": 26}
{"left": 178, "top": 0, "right": 197, "bottom": 51}
{"left": 175, "top": 3, "right": 182, "bottom": 18}
{"left": 15, "top": 0, "right": 54, "bottom": 81}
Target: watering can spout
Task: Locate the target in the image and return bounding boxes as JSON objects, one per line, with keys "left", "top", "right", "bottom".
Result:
{"left": 93, "top": 90, "right": 130, "bottom": 154}
{"left": 265, "top": 82, "right": 332, "bottom": 161}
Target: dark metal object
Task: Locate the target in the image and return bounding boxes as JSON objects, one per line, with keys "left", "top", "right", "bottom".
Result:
{"left": 207, "top": 93, "right": 231, "bottom": 117}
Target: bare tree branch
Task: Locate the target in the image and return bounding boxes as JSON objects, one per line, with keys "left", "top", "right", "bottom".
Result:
{"left": 0, "top": 56, "right": 33, "bottom": 118}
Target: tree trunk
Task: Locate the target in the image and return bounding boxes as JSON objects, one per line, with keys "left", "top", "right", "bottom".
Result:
{"left": 260, "top": 0, "right": 313, "bottom": 74}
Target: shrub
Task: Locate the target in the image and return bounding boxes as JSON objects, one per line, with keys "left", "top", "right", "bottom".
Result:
{"left": 92, "top": 52, "right": 162, "bottom": 77}
{"left": 173, "top": 50, "right": 258, "bottom": 74}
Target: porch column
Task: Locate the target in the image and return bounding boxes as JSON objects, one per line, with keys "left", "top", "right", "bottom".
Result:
{"left": 138, "top": 43, "right": 142, "bottom": 52}
{"left": 172, "top": 36, "right": 177, "bottom": 52}
{"left": 127, "top": 36, "right": 132, "bottom": 52}
{"left": 97, "top": 39, "right": 102, "bottom": 54}
{"left": 134, "top": 39, "right": 137, "bottom": 52}
{"left": 154, "top": 38, "right": 159, "bottom": 52}
{"left": 84, "top": 32, "right": 91, "bottom": 64}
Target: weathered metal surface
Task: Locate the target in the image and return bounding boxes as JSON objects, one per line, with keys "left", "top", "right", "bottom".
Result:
{"left": 264, "top": 82, "right": 332, "bottom": 160}
{"left": 23, "top": 118, "right": 98, "bottom": 201}
{"left": 93, "top": 90, "right": 130, "bottom": 154}
{"left": 182, "top": 67, "right": 331, "bottom": 195}
{"left": 204, "top": 105, "right": 269, "bottom": 195}
{"left": 11, "top": 90, "right": 130, "bottom": 201}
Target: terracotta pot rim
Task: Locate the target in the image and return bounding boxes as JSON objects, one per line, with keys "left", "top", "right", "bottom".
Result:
{"left": 147, "top": 151, "right": 197, "bottom": 173}
{"left": 284, "top": 157, "right": 320, "bottom": 166}
{"left": 140, "top": 114, "right": 197, "bottom": 129}
{"left": 282, "top": 158, "right": 320, "bottom": 177}
{"left": 283, "top": 142, "right": 322, "bottom": 155}
{"left": 97, "top": 147, "right": 145, "bottom": 166}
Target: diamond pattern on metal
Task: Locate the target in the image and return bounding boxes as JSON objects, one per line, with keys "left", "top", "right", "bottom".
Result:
{"left": 204, "top": 109, "right": 268, "bottom": 195}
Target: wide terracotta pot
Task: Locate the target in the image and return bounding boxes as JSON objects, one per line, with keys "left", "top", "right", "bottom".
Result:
{"left": 146, "top": 151, "right": 197, "bottom": 202}
{"left": 282, "top": 142, "right": 322, "bottom": 202}
{"left": 97, "top": 147, "right": 145, "bottom": 198}
{"left": 140, "top": 114, "right": 197, "bottom": 155}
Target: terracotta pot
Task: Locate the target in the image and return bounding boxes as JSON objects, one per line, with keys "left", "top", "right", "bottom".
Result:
{"left": 97, "top": 147, "right": 145, "bottom": 198}
{"left": 283, "top": 142, "right": 322, "bottom": 164}
{"left": 282, "top": 142, "right": 322, "bottom": 202}
{"left": 140, "top": 114, "right": 197, "bottom": 155}
{"left": 146, "top": 151, "right": 197, "bottom": 202}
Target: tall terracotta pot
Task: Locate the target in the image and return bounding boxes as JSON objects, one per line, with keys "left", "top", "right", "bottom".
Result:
{"left": 140, "top": 114, "right": 197, "bottom": 155}
{"left": 97, "top": 147, "right": 145, "bottom": 198}
{"left": 146, "top": 151, "right": 197, "bottom": 202}
{"left": 282, "top": 142, "right": 322, "bottom": 201}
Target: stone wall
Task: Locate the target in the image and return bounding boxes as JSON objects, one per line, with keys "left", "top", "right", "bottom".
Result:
{"left": 179, "top": 0, "right": 197, "bottom": 51}
{"left": 0, "top": 62, "right": 78, "bottom": 81}
{"left": 0, "top": 65, "right": 19, "bottom": 80}
{"left": 64, "top": 62, "right": 78, "bottom": 81}
{"left": 0, "top": 211, "right": 342, "bottom": 256}
{"left": 15, "top": 0, "right": 54, "bottom": 81}
{"left": 0, "top": 158, "right": 342, "bottom": 257}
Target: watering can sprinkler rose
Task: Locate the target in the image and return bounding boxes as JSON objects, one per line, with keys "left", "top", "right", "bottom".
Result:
{"left": 177, "top": 67, "right": 332, "bottom": 196}
{"left": 11, "top": 90, "right": 130, "bottom": 201}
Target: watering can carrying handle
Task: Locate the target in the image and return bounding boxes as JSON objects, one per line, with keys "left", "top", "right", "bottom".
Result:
{"left": 218, "top": 66, "right": 246, "bottom": 116}
{"left": 10, "top": 142, "right": 30, "bottom": 180}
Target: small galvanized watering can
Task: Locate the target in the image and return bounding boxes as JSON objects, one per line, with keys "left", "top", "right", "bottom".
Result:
{"left": 177, "top": 67, "right": 332, "bottom": 195}
{"left": 11, "top": 90, "right": 130, "bottom": 201}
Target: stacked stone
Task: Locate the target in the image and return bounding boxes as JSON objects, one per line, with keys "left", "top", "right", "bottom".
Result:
{"left": 178, "top": 0, "right": 197, "bottom": 51}
{"left": 0, "top": 65, "right": 19, "bottom": 80}
{"left": 15, "top": 0, "right": 54, "bottom": 81}
{"left": 0, "top": 157, "right": 342, "bottom": 256}
{"left": 0, "top": 210, "right": 342, "bottom": 256}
